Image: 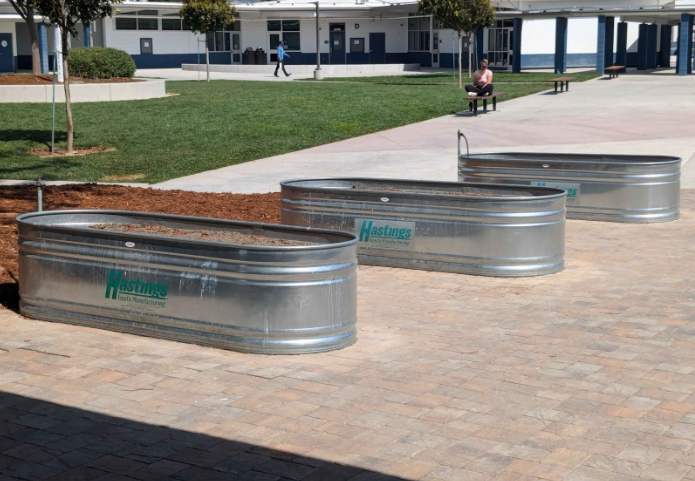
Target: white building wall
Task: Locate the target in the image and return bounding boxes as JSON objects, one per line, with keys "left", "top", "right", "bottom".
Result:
{"left": 240, "top": 18, "right": 266, "bottom": 51}
{"left": 567, "top": 18, "right": 596, "bottom": 54}
{"left": 0, "top": 21, "right": 17, "bottom": 57}
{"left": 434, "top": 30, "right": 468, "bottom": 55}
{"left": 521, "top": 18, "right": 555, "bottom": 55}
{"left": 102, "top": 17, "right": 202, "bottom": 56}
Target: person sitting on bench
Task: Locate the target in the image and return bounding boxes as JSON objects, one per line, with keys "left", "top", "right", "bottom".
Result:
{"left": 465, "top": 60, "right": 493, "bottom": 97}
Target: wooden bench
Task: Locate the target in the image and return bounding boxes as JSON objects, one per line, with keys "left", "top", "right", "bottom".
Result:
{"left": 604, "top": 66, "right": 625, "bottom": 79}
{"left": 547, "top": 76, "right": 575, "bottom": 93}
{"left": 460, "top": 92, "right": 505, "bottom": 116}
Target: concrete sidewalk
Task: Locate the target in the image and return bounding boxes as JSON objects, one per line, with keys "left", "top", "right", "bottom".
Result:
{"left": 155, "top": 73, "right": 695, "bottom": 193}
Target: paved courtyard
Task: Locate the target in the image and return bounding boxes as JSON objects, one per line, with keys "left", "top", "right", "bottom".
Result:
{"left": 155, "top": 72, "right": 695, "bottom": 193}
{"left": 0, "top": 189, "right": 694, "bottom": 480}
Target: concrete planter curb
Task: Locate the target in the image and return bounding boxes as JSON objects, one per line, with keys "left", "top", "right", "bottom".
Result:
{"left": 0, "top": 79, "right": 167, "bottom": 103}
{"left": 181, "top": 63, "right": 420, "bottom": 75}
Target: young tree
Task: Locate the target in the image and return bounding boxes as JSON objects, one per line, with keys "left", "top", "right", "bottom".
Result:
{"left": 35, "top": 0, "right": 119, "bottom": 155}
{"left": 180, "top": 0, "right": 236, "bottom": 82}
{"left": 8, "top": 0, "right": 41, "bottom": 75}
{"left": 419, "top": 0, "right": 495, "bottom": 87}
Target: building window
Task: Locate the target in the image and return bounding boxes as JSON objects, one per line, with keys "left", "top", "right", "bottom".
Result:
{"left": 206, "top": 24, "right": 241, "bottom": 52}
{"left": 162, "top": 18, "right": 182, "bottom": 30}
{"left": 138, "top": 18, "right": 158, "bottom": 30}
{"left": 267, "top": 20, "right": 300, "bottom": 51}
{"left": 116, "top": 10, "right": 159, "bottom": 31}
{"left": 115, "top": 18, "right": 136, "bottom": 30}
{"left": 408, "top": 14, "right": 430, "bottom": 52}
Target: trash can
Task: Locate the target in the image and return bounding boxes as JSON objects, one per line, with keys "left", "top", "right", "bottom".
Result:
{"left": 254, "top": 48, "right": 266, "bottom": 65}
{"left": 244, "top": 48, "right": 255, "bottom": 65}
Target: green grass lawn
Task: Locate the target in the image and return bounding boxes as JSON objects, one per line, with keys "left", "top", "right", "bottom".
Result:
{"left": 0, "top": 73, "right": 596, "bottom": 183}
{"left": 310, "top": 71, "right": 600, "bottom": 85}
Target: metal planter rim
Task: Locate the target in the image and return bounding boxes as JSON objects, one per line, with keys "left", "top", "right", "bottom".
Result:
{"left": 280, "top": 177, "right": 568, "bottom": 201}
{"left": 16, "top": 210, "right": 358, "bottom": 252}
{"left": 463, "top": 152, "right": 682, "bottom": 166}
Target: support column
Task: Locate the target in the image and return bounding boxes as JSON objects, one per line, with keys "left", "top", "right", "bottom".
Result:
{"left": 689, "top": 15, "right": 694, "bottom": 74}
{"left": 475, "top": 28, "right": 484, "bottom": 66}
{"left": 83, "top": 23, "right": 91, "bottom": 47}
{"left": 555, "top": 17, "right": 568, "bottom": 74}
{"left": 512, "top": 18, "right": 522, "bottom": 73}
{"left": 38, "top": 23, "right": 48, "bottom": 74}
{"left": 676, "top": 13, "right": 692, "bottom": 75}
{"left": 659, "top": 25, "right": 672, "bottom": 67}
{"left": 604, "top": 16, "right": 615, "bottom": 68}
{"left": 616, "top": 21, "right": 627, "bottom": 71}
{"left": 637, "top": 23, "right": 648, "bottom": 70}
{"left": 596, "top": 15, "right": 606, "bottom": 74}
{"left": 646, "top": 24, "right": 658, "bottom": 69}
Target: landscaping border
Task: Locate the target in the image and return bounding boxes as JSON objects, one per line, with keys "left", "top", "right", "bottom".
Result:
{"left": 181, "top": 63, "right": 420, "bottom": 75}
{"left": 0, "top": 79, "right": 167, "bottom": 103}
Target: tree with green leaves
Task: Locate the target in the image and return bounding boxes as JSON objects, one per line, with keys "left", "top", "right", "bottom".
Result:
{"left": 35, "top": 0, "right": 120, "bottom": 155}
{"left": 180, "top": 0, "right": 236, "bottom": 82}
{"left": 419, "top": 0, "right": 495, "bottom": 88}
{"left": 8, "top": 0, "right": 41, "bottom": 75}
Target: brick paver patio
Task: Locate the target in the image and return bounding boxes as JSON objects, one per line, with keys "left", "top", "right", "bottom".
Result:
{"left": 0, "top": 191, "right": 694, "bottom": 481}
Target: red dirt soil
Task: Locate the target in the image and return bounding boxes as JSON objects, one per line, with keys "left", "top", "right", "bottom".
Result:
{"left": 0, "top": 185, "right": 281, "bottom": 311}
{"left": 0, "top": 75, "right": 141, "bottom": 85}
{"left": 90, "top": 223, "right": 314, "bottom": 246}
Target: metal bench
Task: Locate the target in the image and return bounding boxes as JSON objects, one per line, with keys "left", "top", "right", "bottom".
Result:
{"left": 459, "top": 92, "right": 505, "bottom": 116}
{"left": 547, "top": 76, "right": 575, "bottom": 93}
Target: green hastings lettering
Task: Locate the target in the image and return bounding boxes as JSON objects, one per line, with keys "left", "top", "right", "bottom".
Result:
{"left": 105, "top": 270, "right": 169, "bottom": 300}
{"left": 359, "top": 220, "right": 412, "bottom": 242}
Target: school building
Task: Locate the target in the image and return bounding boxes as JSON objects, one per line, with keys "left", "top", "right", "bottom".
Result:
{"left": 0, "top": 0, "right": 694, "bottom": 75}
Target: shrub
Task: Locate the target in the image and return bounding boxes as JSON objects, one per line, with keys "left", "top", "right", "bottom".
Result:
{"left": 68, "top": 47, "right": 137, "bottom": 79}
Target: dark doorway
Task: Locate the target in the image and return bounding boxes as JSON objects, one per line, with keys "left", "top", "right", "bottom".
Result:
{"left": 0, "top": 34, "right": 14, "bottom": 73}
{"left": 329, "top": 23, "right": 345, "bottom": 64}
{"left": 369, "top": 32, "right": 385, "bottom": 64}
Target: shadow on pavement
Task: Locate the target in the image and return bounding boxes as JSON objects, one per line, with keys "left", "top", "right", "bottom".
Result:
{"left": 0, "top": 391, "right": 408, "bottom": 480}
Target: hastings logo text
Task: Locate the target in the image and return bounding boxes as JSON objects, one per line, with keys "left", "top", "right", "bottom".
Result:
{"left": 357, "top": 219, "right": 414, "bottom": 247}
{"left": 104, "top": 269, "right": 169, "bottom": 308}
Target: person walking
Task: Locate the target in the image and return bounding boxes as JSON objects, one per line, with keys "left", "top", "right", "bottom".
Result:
{"left": 274, "top": 41, "right": 292, "bottom": 78}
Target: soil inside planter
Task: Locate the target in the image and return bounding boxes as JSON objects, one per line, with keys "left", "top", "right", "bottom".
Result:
{"left": 0, "top": 185, "right": 281, "bottom": 311}
{"left": 350, "top": 185, "right": 524, "bottom": 197}
{"left": 90, "top": 223, "right": 316, "bottom": 246}
{"left": 0, "top": 75, "right": 142, "bottom": 85}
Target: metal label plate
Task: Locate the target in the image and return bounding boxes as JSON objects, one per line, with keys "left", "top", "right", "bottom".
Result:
{"left": 530, "top": 181, "right": 580, "bottom": 204}
{"left": 355, "top": 219, "right": 415, "bottom": 248}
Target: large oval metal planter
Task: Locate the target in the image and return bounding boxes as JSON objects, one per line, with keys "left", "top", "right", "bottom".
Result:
{"left": 281, "top": 178, "right": 567, "bottom": 277}
{"left": 17, "top": 210, "right": 358, "bottom": 355}
{"left": 458, "top": 152, "right": 681, "bottom": 223}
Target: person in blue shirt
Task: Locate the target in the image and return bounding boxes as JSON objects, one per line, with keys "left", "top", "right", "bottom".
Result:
{"left": 274, "top": 41, "right": 291, "bottom": 77}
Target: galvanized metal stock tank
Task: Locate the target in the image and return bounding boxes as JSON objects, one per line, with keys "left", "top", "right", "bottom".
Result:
{"left": 458, "top": 151, "right": 681, "bottom": 223}
{"left": 281, "top": 178, "right": 567, "bottom": 277}
{"left": 17, "top": 211, "right": 358, "bottom": 354}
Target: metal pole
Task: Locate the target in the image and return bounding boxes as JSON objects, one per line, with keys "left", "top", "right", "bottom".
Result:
{"left": 36, "top": 179, "right": 44, "bottom": 212}
{"left": 313, "top": 2, "right": 323, "bottom": 79}
{"left": 54, "top": 25, "right": 63, "bottom": 83}
{"left": 51, "top": 38, "right": 57, "bottom": 154}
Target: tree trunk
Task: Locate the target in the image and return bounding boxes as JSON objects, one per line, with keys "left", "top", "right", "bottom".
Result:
{"left": 26, "top": 9, "right": 41, "bottom": 75}
{"left": 61, "top": 28, "right": 74, "bottom": 155}
{"left": 468, "top": 32, "right": 473, "bottom": 79}
{"left": 457, "top": 30, "right": 462, "bottom": 89}
{"left": 206, "top": 46, "right": 210, "bottom": 82}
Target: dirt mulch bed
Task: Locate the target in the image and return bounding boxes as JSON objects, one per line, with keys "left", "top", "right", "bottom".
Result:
{"left": 0, "top": 184, "right": 281, "bottom": 312}
{"left": 0, "top": 75, "right": 142, "bottom": 85}
{"left": 29, "top": 146, "right": 115, "bottom": 158}
{"left": 91, "top": 224, "right": 314, "bottom": 246}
